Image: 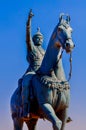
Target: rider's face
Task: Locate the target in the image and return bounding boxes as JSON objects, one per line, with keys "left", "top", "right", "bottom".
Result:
{"left": 34, "top": 36, "right": 43, "bottom": 46}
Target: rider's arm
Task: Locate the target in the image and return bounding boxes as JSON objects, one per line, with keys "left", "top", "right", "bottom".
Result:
{"left": 26, "top": 9, "right": 34, "bottom": 51}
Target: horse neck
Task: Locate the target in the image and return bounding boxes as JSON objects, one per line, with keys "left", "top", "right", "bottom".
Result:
{"left": 40, "top": 25, "right": 62, "bottom": 75}
{"left": 54, "top": 50, "right": 66, "bottom": 81}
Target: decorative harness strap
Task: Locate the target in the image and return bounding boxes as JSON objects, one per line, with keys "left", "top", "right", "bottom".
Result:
{"left": 40, "top": 75, "right": 70, "bottom": 92}
{"left": 37, "top": 49, "right": 72, "bottom": 92}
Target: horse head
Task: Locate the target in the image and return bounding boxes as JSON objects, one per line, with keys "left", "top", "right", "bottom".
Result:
{"left": 53, "top": 13, "right": 75, "bottom": 53}
{"left": 38, "top": 13, "right": 75, "bottom": 76}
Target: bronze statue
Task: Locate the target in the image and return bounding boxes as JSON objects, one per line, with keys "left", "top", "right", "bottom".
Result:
{"left": 10, "top": 10, "right": 75, "bottom": 130}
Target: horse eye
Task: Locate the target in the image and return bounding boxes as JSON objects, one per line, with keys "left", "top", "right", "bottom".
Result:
{"left": 58, "top": 27, "right": 62, "bottom": 32}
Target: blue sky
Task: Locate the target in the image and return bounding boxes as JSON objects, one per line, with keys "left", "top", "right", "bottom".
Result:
{"left": 0, "top": 0, "right": 86, "bottom": 130}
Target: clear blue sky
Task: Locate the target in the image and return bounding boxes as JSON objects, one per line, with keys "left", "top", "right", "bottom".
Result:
{"left": 0, "top": 0, "right": 86, "bottom": 130}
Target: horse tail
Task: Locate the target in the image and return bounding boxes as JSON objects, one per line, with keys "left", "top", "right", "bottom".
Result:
{"left": 10, "top": 86, "right": 22, "bottom": 118}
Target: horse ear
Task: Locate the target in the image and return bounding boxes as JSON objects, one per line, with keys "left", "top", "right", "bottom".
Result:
{"left": 59, "top": 13, "right": 64, "bottom": 23}
{"left": 66, "top": 15, "right": 71, "bottom": 24}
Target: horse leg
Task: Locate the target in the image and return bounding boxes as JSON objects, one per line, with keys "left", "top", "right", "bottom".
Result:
{"left": 40, "top": 103, "right": 62, "bottom": 130}
{"left": 33, "top": 78, "right": 61, "bottom": 130}
{"left": 57, "top": 108, "right": 68, "bottom": 130}
{"left": 25, "top": 118, "right": 38, "bottom": 130}
{"left": 13, "top": 118, "right": 23, "bottom": 130}
{"left": 61, "top": 108, "right": 68, "bottom": 130}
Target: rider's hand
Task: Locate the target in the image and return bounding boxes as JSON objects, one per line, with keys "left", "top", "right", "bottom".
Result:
{"left": 28, "top": 9, "right": 34, "bottom": 18}
{"left": 27, "top": 9, "right": 34, "bottom": 26}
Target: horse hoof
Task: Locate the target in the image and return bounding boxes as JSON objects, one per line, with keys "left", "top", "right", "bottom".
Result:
{"left": 53, "top": 121, "right": 62, "bottom": 130}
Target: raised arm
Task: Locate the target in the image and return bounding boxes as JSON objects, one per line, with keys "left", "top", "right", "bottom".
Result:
{"left": 26, "top": 9, "right": 34, "bottom": 51}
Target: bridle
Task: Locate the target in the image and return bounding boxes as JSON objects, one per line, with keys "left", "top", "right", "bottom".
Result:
{"left": 68, "top": 52, "right": 72, "bottom": 81}
{"left": 56, "top": 22, "right": 73, "bottom": 82}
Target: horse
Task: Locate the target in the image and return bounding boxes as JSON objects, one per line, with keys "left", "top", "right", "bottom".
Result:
{"left": 10, "top": 14, "right": 75, "bottom": 130}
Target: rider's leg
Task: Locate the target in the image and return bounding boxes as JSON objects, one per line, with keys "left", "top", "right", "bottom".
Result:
{"left": 22, "top": 72, "right": 35, "bottom": 117}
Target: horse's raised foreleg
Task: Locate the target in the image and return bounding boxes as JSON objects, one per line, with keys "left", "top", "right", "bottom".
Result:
{"left": 33, "top": 78, "right": 61, "bottom": 130}
{"left": 13, "top": 118, "right": 23, "bottom": 130}
{"left": 40, "top": 103, "right": 62, "bottom": 130}
{"left": 25, "top": 118, "right": 38, "bottom": 130}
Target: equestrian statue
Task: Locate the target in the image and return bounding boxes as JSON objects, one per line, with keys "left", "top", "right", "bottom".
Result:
{"left": 10, "top": 10, "right": 75, "bottom": 130}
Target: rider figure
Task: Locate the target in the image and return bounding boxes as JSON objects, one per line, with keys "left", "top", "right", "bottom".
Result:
{"left": 21, "top": 9, "right": 45, "bottom": 117}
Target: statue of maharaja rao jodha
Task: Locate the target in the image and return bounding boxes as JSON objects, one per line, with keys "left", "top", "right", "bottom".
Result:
{"left": 10, "top": 9, "right": 75, "bottom": 130}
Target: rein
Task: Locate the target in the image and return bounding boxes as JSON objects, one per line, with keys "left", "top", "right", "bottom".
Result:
{"left": 68, "top": 52, "right": 72, "bottom": 81}
{"left": 56, "top": 49, "right": 72, "bottom": 81}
